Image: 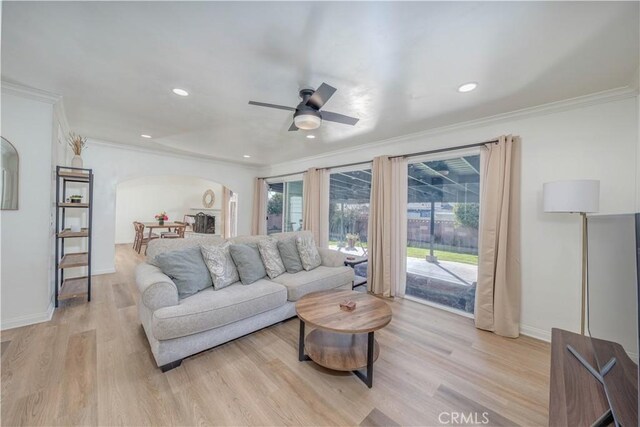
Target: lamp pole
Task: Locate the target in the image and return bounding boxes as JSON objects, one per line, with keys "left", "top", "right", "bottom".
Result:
{"left": 580, "top": 212, "right": 588, "bottom": 335}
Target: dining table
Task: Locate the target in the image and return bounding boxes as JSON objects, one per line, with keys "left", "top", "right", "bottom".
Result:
{"left": 141, "top": 222, "right": 186, "bottom": 239}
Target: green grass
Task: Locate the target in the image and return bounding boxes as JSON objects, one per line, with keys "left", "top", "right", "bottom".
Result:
{"left": 405, "top": 247, "right": 478, "bottom": 265}
{"left": 329, "top": 241, "right": 478, "bottom": 266}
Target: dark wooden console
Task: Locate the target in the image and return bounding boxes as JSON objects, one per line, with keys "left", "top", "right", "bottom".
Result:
{"left": 549, "top": 328, "right": 638, "bottom": 426}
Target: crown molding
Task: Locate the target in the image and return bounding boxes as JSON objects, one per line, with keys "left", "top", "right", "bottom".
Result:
{"left": 88, "top": 137, "right": 260, "bottom": 171}
{"left": 265, "top": 86, "right": 639, "bottom": 173}
{"left": 1, "top": 80, "right": 61, "bottom": 104}
{"left": 53, "top": 100, "right": 71, "bottom": 135}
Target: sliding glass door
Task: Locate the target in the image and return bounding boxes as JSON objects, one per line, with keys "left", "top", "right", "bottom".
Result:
{"left": 328, "top": 168, "right": 372, "bottom": 255}
{"left": 267, "top": 180, "right": 303, "bottom": 234}
{"left": 405, "top": 153, "right": 480, "bottom": 314}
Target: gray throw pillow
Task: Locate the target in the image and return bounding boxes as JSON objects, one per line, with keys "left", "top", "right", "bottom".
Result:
{"left": 296, "top": 235, "right": 322, "bottom": 271}
{"left": 277, "top": 238, "right": 304, "bottom": 273}
{"left": 257, "top": 238, "right": 286, "bottom": 279}
{"left": 201, "top": 242, "right": 240, "bottom": 290}
{"left": 229, "top": 243, "right": 267, "bottom": 285}
{"left": 155, "top": 246, "right": 212, "bottom": 299}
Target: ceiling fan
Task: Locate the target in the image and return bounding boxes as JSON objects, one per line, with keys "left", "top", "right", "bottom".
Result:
{"left": 248, "top": 83, "right": 359, "bottom": 131}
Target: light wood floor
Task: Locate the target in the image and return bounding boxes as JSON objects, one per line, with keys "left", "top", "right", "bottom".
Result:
{"left": 1, "top": 245, "right": 550, "bottom": 426}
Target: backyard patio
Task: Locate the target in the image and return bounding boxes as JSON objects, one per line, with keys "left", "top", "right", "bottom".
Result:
{"left": 329, "top": 155, "right": 480, "bottom": 314}
{"left": 331, "top": 244, "right": 478, "bottom": 314}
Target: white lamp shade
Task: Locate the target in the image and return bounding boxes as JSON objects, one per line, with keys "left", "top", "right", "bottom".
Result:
{"left": 543, "top": 179, "right": 600, "bottom": 213}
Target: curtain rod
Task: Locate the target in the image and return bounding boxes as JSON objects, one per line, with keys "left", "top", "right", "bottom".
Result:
{"left": 258, "top": 138, "right": 500, "bottom": 180}
{"left": 388, "top": 138, "right": 499, "bottom": 160}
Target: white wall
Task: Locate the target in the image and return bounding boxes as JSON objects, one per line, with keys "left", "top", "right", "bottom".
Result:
{"left": 1, "top": 91, "right": 56, "bottom": 329}
{"left": 115, "top": 176, "right": 223, "bottom": 243}
{"left": 82, "top": 141, "right": 256, "bottom": 275}
{"left": 261, "top": 91, "right": 640, "bottom": 340}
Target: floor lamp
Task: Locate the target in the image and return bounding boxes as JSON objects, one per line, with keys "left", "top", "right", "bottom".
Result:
{"left": 543, "top": 179, "right": 600, "bottom": 335}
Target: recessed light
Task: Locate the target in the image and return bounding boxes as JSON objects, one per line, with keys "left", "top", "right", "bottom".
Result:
{"left": 243, "top": 154, "right": 251, "bottom": 158}
{"left": 172, "top": 88, "right": 189, "bottom": 97}
{"left": 306, "top": 135, "right": 316, "bottom": 139}
{"left": 457, "top": 82, "right": 478, "bottom": 93}
{"left": 141, "top": 134, "right": 152, "bottom": 139}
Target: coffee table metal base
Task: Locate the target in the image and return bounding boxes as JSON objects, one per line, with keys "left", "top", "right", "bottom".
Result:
{"left": 298, "top": 319, "right": 376, "bottom": 388}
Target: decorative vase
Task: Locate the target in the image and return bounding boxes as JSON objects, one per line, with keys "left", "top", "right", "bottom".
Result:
{"left": 158, "top": 220, "right": 164, "bottom": 226}
{"left": 71, "top": 154, "right": 83, "bottom": 168}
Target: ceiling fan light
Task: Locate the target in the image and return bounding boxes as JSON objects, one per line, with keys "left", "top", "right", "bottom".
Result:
{"left": 294, "top": 113, "right": 321, "bottom": 130}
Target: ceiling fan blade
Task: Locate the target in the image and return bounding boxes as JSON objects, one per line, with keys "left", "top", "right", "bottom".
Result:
{"left": 288, "top": 122, "right": 298, "bottom": 131}
{"left": 321, "top": 110, "right": 359, "bottom": 126}
{"left": 248, "top": 101, "right": 296, "bottom": 111}
{"left": 306, "top": 83, "right": 336, "bottom": 109}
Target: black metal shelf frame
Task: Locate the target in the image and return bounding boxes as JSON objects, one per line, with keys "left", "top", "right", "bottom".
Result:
{"left": 54, "top": 165, "right": 94, "bottom": 306}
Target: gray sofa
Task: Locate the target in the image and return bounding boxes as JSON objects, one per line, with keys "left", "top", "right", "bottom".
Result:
{"left": 135, "top": 231, "right": 354, "bottom": 371}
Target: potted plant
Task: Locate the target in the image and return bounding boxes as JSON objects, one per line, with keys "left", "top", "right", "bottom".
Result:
{"left": 346, "top": 232, "right": 359, "bottom": 249}
{"left": 67, "top": 132, "right": 87, "bottom": 168}
{"left": 69, "top": 194, "right": 83, "bottom": 204}
{"left": 155, "top": 212, "right": 168, "bottom": 226}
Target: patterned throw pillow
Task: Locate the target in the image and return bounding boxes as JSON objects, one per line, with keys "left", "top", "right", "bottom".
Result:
{"left": 257, "top": 238, "right": 286, "bottom": 279}
{"left": 200, "top": 242, "right": 240, "bottom": 290}
{"left": 296, "top": 235, "right": 322, "bottom": 271}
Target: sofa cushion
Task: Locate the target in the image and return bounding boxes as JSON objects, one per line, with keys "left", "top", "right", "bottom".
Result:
{"left": 201, "top": 242, "right": 239, "bottom": 290}
{"left": 277, "top": 238, "right": 304, "bottom": 273}
{"left": 229, "top": 244, "right": 267, "bottom": 285}
{"left": 296, "top": 235, "right": 322, "bottom": 271}
{"left": 146, "top": 235, "right": 224, "bottom": 266}
{"left": 151, "top": 279, "right": 287, "bottom": 340}
{"left": 155, "top": 246, "right": 212, "bottom": 299}
{"left": 257, "top": 238, "right": 286, "bottom": 279}
{"left": 270, "top": 266, "right": 355, "bottom": 301}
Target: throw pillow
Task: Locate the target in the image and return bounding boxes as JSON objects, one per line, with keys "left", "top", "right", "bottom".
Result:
{"left": 200, "top": 242, "right": 240, "bottom": 290}
{"left": 277, "top": 238, "right": 304, "bottom": 273}
{"left": 229, "top": 243, "right": 267, "bottom": 285}
{"left": 257, "top": 238, "right": 286, "bottom": 279}
{"left": 155, "top": 246, "right": 212, "bottom": 299}
{"left": 296, "top": 235, "right": 322, "bottom": 271}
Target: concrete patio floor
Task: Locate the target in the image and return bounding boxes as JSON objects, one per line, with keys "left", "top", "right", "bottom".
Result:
{"left": 406, "top": 257, "right": 477, "bottom": 286}
{"left": 330, "top": 244, "right": 477, "bottom": 287}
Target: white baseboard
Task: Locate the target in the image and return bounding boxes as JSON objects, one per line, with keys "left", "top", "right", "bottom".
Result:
{"left": 520, "top": 324, "right": 551, "bottom": 342}
{"left": 1, "top": 302, "right": 54, "bottom": 330}
{"left": 93, "top": 267, "right": 116, "bottom": 275}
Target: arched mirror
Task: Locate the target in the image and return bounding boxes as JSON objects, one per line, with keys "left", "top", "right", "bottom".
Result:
{"left": 1, "top": 137, "right": 19, "bottom": 210}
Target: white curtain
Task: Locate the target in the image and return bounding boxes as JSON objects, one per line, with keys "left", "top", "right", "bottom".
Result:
{"left": 302, "top": 168, "right": 330, "bottom": 247}
{"left": 391, "top": 157, "right": 408, "bottom": 297}
{"left": 367, "top": 156, "right": 408, "bottom": 297}
{"left": 251, "top": 178, "right": 267, "bottom": 235}
{"left": 475, "top": 135, "right": 522, "bottom": 338}
{"left": 221, "top": 186, "right": 232, "bottom": 239}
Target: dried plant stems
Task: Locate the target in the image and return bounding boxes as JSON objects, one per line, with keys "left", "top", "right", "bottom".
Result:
{"left": 67, "top": 132, "right": 87, "bottom": 156}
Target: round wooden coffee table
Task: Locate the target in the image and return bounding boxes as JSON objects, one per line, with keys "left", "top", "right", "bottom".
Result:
{"left": 295, "top": 290, "right": 392, "bottom": 388}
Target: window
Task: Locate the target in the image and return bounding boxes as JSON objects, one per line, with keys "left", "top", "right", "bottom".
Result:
{"left": 328, "top": 168, "right": 372, "bottom": 255}
{"left": 405, "top": 153, "right": 480, "bottom": 314}
{"left": 266, "top": 180, "right": 303, "bottom": 234}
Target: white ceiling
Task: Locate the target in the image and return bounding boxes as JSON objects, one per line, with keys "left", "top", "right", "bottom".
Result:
{"left": 2, "top": 2, "right": 638, "bottom": 165}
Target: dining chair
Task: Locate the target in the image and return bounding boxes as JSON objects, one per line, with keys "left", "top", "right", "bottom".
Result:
{"left": 161, "top": 222, "right": 186, "bottom": 239}
{"left": 182, "top": 215, "right": 194, "bottom": 232}
{"left": 132, "top": 222, "right": 140, "bottom": 251}
{"left": 134, "top": 222, "right": 159, "bottom": 254}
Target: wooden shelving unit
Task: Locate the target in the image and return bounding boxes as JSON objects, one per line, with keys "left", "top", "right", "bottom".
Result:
{"left": 55, "top": 166, "right": 93, "bottom": 306}
{"left": 57, "top": 202, "right": 90, "bottom": 208}
{"left": 57, "top": 228, "right": 89, "bottom": 238}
